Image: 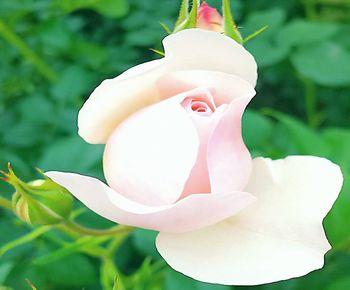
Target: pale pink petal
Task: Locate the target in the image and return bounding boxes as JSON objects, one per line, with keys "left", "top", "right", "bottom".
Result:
{"left": 46, "top": 171, "right": 256, "bottom": 233}
{"left": 78, "top": 59, "right": 167, "bottom": 144}
{"left": 207, "top": 96, "right": 252, "bottom": 192}
{"left": 163, "top": 29, "right": 257, "bottom": 86}
{"left": 78, "top": 29, "right": 257, "bottom": 144}
{"left": 103, "top": 93, "right": 200, "bottom": 206}
{"left": 156, "top": 156, "right": 343, "bottom": 285}
{"left": 179, "top": 89, "right": 217, "bottom": 197}
{"left": 157, "top": 70, "right": 256, "bottom": 106}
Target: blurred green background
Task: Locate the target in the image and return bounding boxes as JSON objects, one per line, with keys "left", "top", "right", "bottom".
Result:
{"left": 0, "top": 0, "right": 350, "bottom": 289}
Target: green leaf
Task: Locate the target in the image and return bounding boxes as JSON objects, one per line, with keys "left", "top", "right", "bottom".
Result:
{"left": 263, "top": 109, "right": 330, "bottom": 156}
{"left": 39, "top": 135, "right": 104, "bottom": 176}
{"left": 93, "top": 0, "right": 129, "bottom": 19}
{"left": 324, "top": 170, "right": 350, "bottom": 246}
{"left": 244, "top": 9, "right": 289, "bottom": 67}
{"left": 1, "top": 122, "right": 42, "bottom": 148}
{"left": 59, "top": 0, "right": 129, "bottom": 18}
{"left": 132, "top": 229, "right": 160, "bottom": 259}
{"left": 326, "top": 277, "right": 350, "bottom": 290}
{"left": 0, "top": 261, "right": 15, "bottom": 284}
{"left": 165, "top": 268, "right": 231, "bottom": 290}
{"left": 39, "top": 254, "right": 98, "bottom": 287}
{"left": 51, "top": 65, "right": 95, "bottom": 102}
{"left": 291, "top": 42, "right": 350, "bottom": 87}
{"left": 323, "top": 128, "right": 350, "bottom": 170}
{"left": 277, "top": 19, "right": 340, "bottom": 46}
{"left": 242, "top": 109, "right": 274, "bottom": 149}
{"left": 222, "top": 0, "right": 242, "bottom": 44}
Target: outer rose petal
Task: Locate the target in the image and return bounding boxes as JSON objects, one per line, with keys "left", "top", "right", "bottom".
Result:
{"left": 156, "top": 156, "right": 343, "bottom": 285}
{"left": 45, "top": 172, "right": 256, "bottom": 233}
{"left": 78, "top": 59, "right": 168, "bottom": 144}
{"left": 78, "top": 29, "right": 257, "bottom": 144}
{"left": 164, "top": 29, "right": 257, "bottom": 86}
{"left": 103, "top": 93, "right": 199, "bottom": 206}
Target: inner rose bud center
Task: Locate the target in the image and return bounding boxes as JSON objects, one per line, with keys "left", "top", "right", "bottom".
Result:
{"left": 191, "top": 101, "right": 212, "bottom": 113}
{"left": 182, "top": 94, "right": 216, "bottom": 117}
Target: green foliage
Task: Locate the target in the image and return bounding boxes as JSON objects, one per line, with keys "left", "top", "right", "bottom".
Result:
{"left": 165, "top": 268, "right": 231, "bottom": 290}
{"left": 0, "top": 0, "right": 349, "bottom": 289}
{"left": 291, "top": 42, "right": 350, "bottom": 87}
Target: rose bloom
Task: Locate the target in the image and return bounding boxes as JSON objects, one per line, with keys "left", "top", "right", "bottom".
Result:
{"left": 47, "top": 29, "right": 343, "bottom": 285}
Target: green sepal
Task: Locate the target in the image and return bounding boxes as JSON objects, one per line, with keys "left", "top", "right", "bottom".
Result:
{"left": 173, "top": 0, "right": 199, "bottom": 32}
{"left": 243, "top": 25, "right": 269, "bottom": 43}
{"left": 159, "top": 22, "right": 172, "bottom": 34}
{"left": 149, "top": 48, "right": 165, "bottom": 57}
{"left": 175, "top": 0, "right": 189, "bottom": 28}
{"left": 222, "top": 0, "right": 243, "bottom": 44}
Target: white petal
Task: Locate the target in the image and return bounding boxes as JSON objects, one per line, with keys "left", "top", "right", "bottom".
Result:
{"left": 103, "top": 93, "right": 199, "bottom": 206}
{"left": 46, "top": 171, "right": 255, "bottom": 233}
{"left": 78, "top": 29, "right": 257, "bottom": 144}
{"left": 163, "top": 29, "right": 257, "bottom": 86}
{"left": 78, "top": 59, "right": 167, "bottom": 144}
{"left": 156, "top": 156, "right": 343, "bottom": 285}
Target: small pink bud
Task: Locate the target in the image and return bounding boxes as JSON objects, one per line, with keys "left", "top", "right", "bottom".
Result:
{"left": 197, "top": 2, "right": 223, "bottom": 32}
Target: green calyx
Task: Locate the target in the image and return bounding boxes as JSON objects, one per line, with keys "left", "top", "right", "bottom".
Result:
{"left": 2, "top": 164, "right": 73, "bottom": 225}
{"left": 171, "top": 0, "right": 266, "bottom": 44}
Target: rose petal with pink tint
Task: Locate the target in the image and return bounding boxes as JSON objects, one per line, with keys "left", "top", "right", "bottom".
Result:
{"left": 103, "top": 92, "right": 200, "bottom": 207}
{"left": 207, "top": 96, "right": 253, "bottom": 192}
{"left": 46, "top": 171, "right": 256, "bottom": 233}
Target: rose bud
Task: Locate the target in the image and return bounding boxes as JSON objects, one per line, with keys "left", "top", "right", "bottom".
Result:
{"left": 2, "top": 166, "right": 73, "bottom": 225}
{"left": 197, "top": 2, "right": 224, "bottom": 32}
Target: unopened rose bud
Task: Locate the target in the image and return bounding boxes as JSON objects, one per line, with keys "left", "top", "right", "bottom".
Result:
{"left": 2, "top": 164, "right": 73, "bottom": 225}
{"left": 197, "top": 2, "right": 223, "bottom": 32}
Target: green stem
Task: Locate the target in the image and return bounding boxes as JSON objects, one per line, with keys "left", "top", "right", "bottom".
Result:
{"left": 302, "top": 77, "right": 317, "bottom": 128}
{"left": 63, "top": 220, "right": 135, "bottom": 236}
{"left": 0, "top": 226, "right": 51, "bottom": 256}
{"left": 0, "top": 196, "right": 12, "bottom": 210}
{"left": 301, "top": 0, "right": 317, "bottom": 20}
{"left": 0, "top": 19, "right": 58, "bottom": 81}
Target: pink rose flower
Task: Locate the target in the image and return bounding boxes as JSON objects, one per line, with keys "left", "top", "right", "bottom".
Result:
{"left": 47, "top": 29, "right": 343, "bottom": 285}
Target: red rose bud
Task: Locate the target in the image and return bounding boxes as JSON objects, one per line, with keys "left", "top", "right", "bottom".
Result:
{"left": 197, "top": 2, "right": 223, "bottom": 32}
{"left": 2, "top": 164, "right": 73, "bottom": 225}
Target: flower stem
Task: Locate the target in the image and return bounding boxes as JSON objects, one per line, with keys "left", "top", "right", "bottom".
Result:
{"left": 63, "top": 220, "right": 134, "bottom": 236}
{"left": 0, "top": 19, "right": 57, "bottom": 81}
{"left": 0, "top": 226, "right": 51, "bottom": 256}
{"left": 301, "top": 77, "right": 318, "bottom": 128}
